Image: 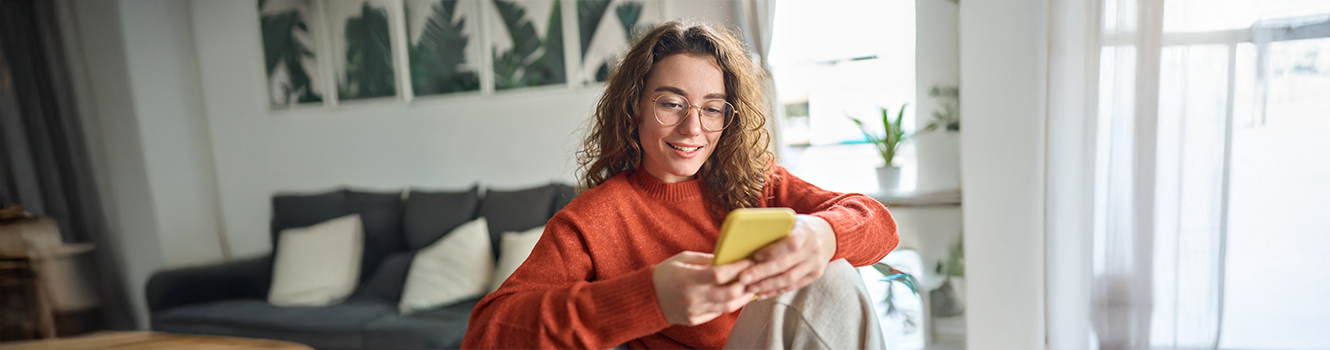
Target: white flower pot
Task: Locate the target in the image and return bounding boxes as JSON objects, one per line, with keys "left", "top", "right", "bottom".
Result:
{"left": 876, "top": 166, "right": 902, "bottom": 195}
{"left": 915, "top": 131, "right": 960, "bottom": 193}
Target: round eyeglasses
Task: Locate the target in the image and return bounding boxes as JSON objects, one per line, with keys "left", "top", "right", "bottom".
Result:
{"left": 650, "top": 93, "right": 736, "bottom": 132}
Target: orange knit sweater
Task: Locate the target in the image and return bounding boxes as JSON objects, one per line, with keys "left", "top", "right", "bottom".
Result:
{"left": 462, "top": 165, "right": 898, "bottom": 349}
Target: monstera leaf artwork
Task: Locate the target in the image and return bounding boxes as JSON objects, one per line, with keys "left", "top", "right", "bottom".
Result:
{"left": 259, "top": 0, "right": 324, "bottom": 107}
{"left": 578, "top": 0, "right": 612, "bottom": 61}
{"left": 575, "top": 0, "right": 658, "bottom": 84}
{"left": 408, "top": 0, "right": 480, "bottom": 96}
{"left": 338, "top": 2, "right": 397, "bottom": 100}
{"left": 489, "top": 0, "right": 566, "bottom": 90}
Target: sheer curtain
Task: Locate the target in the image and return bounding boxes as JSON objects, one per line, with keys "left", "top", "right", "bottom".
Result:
{"left": 1048, "top": 0, "right": 1232, "bottom": 349}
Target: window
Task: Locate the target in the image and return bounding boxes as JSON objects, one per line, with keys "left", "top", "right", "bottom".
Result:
{"left": 1096, "top": 1, "right": 1330, "bottom": 348}
{"left": 768, "top": 0, "right": 916, "bottom": 194}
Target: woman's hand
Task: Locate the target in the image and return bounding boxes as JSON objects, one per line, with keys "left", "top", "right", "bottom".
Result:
{"left": 652, "top": 251, "right": 756, "bottom": 326}
{"left": 738, "top": 214, "right": 837, "bottom": 299}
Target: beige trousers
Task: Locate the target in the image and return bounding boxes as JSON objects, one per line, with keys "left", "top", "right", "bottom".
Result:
{"left": 722, "top": 259, "right": 885, "bottom": 350}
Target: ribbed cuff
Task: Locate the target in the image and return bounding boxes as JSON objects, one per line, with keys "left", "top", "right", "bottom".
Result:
{"left": 588, "top": 266, "right": 671, "bottom": 343}
{"left": 812, "top": 210, "right": 852, "bottom": 262}
{"left": 812, "top": 207, "right": 895, "bottom": 266}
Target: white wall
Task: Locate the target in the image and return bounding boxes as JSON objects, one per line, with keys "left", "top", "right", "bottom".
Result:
{"left": 119, "top": 0, "right": 227, "bottom": 268}
{"left": 916, "top": 0, "right": 959, "bottom": 127}
{"left": 958, "top": 0, "right": 1047, "bottom": 349}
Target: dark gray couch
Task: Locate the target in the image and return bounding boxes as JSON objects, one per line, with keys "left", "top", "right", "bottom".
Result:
{"left": 145, "top": 183, "right": 576, "bottom": 350}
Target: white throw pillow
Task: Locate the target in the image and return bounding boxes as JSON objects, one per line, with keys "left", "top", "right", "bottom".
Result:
{"left": 489, "top": 226, "right": 545, "bottom": 293}
{"left": 399, "top": 217, "right": 494, "bottom": 314}
{"left": 268, "top": 214, "right": 364, "bottom": 307}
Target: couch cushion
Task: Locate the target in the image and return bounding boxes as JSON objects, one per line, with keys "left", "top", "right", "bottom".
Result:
{"left": 355, "top": 205, "right": 406, "bottom": 286}
{"left": 403, "top": 187, "right": 480, "bottom": 250}
{"left": 399, "top": 217, "right": 493, "bottom": 314}
{"left": 268, "top": 214, "right": 364, "bottom": 307}
{"left": 490, "top": 225, "right": 544, "bottom": 293}
{"left": 350, "top": 251, "right": 415, "bottom": 304}
{"left": 478, "top": 184, "right": 557, "bottom": 260}
{"left": 153, "top": 299, "right": 394, "bottom": 350}
{"left": 346, "top": 191, "right": 406, "bottom": 284}
{"left": 362, "top": 297, "right": 483, "bottom": 350}
{"left": 271, "top": 190, "right": 348, "bottom": 249}
{"left": 271, "top": 189, "right": 406, "bottom": 286}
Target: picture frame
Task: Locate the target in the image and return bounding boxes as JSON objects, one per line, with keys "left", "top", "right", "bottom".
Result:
{"left": 325, "top": 0, "right": 404, "bottom": 101}
{"left": 405, "top": 0, "right": 484, "bottom": 97}
{"left": 259, "top": 0, "right": 329, "bottom": 108}
{"left": 574, "top": 0, "right": 662, "bottom": 84}
{"left": 484, "top": 0, "right": 568, "bottom": 91}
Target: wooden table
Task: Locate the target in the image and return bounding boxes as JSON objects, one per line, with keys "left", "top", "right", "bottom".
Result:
{"left": 0, "top": 331, "right": 314, "bottom": 350}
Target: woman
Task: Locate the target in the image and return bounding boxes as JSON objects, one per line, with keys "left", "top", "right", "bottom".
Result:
{"left": 462, "top": 21, "right": 898, "bottom": 349}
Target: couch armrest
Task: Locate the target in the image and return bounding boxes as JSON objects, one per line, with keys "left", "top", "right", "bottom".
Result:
{"left": 146, "top": 254, "right": 273, "bottom": 312}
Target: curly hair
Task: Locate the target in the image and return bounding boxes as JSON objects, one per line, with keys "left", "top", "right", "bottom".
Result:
{"left": 576, "top": 20, "right": 774, "bottom": 215}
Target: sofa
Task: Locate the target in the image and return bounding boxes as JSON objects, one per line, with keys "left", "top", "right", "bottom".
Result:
{"left": 145, "top": 183, "right": 576, "bottom": 350}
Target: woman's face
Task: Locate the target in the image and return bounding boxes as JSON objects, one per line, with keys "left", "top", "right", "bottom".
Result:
{"left": 637, "top": 54, "right": 727, "bottom": 183}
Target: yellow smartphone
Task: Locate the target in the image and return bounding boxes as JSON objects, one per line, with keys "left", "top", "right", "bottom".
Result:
{"left": 712, "top": 208, "right": 797, "bottom": 266}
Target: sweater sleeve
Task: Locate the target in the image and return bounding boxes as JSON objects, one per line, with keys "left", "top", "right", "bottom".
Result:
{"left": 765, "top": 165, "right": 899, "bottom": 266}
{"left": 461, "top": 215, "right": 672, "bottom": 349}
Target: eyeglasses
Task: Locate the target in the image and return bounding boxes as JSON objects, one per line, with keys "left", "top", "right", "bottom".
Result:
{"left": 649, "top": 93, "right": 736, "bottom": 132}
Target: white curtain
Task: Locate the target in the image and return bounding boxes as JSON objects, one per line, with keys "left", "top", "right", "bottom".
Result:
{"left": 1048, "top": 0, "right": 1232, "bottom": 349}
{"left": 733, "top": 0, "right": 782, "bottom": 155}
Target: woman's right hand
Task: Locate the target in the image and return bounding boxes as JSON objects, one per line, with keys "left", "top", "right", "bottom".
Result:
{"left": 652, "top": 251, "right": 756, "bottom": 326}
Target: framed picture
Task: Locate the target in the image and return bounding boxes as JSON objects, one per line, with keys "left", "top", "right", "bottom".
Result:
{"left": 259, "top": 0, "right": 329, "bottom": 108}
{"left": 485, "top": 0, "right": 567, "bottom": 90}
{"left": 405, "top": 0, "right": 484, "bottom": 96}
{"left": 575, "top": 0, "right": 661, "bottom": 84}
{"left": 326, "top": 0, "right": 403, "bottom": 101}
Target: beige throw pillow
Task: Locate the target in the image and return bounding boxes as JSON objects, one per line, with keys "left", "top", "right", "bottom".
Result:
{"left": 489, "top": 225, "right": 544, "bottom": 293}
{"left": 399, "top": 217, "right": 494, "bottom": 314}
{"left": 268, "top": 214, "right": 364, "bottom": 307}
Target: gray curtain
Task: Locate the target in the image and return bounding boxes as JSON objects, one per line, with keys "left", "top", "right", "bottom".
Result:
{"left": 0, "top": 0, "right": 137, "bottom": 330}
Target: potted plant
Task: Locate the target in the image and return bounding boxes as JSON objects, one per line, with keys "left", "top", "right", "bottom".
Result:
{"left": 872, "top": 262, "right": 920, "bottom": 334}
{"left": 849, "top": 104, "right": 910, "bottom": 194}
{"left": 930, "top": 239, "right": 965, "bottom": 317}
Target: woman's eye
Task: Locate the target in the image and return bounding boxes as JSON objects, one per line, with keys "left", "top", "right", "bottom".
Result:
{"left": 660, "top": 102, "right": 684, "bottom": 109}
{"left": 704, "top": 107, "right": 724, "bottom": 115}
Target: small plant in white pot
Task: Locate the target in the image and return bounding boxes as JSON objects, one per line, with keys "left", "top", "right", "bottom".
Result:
{"left": 849, "top": 104, "right": 910, "bottom": 195}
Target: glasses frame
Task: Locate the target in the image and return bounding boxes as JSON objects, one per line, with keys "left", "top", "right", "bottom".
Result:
{"left": 649, "top": 93, "right": 737, "bottom": 132}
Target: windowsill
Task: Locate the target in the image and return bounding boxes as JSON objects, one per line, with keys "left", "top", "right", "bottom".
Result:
{"left": 872, "top": 189, "right": 961, "bottom": 207}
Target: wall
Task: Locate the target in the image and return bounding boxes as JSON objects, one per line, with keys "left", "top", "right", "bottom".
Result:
{"left": 916, "top": 0, "right": 959, "bottom": 127}
{"left": 958, "top": 0, "right": 1048, "bottom": 349}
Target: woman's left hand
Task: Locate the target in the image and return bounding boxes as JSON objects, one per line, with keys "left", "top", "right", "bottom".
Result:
{"left": 737, "top": 214, "right": 837, "bottom": 299}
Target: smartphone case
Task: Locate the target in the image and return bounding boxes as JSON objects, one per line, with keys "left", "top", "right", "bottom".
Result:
{"left": 712, "top": 208, "right": 797, "bottom": 265}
